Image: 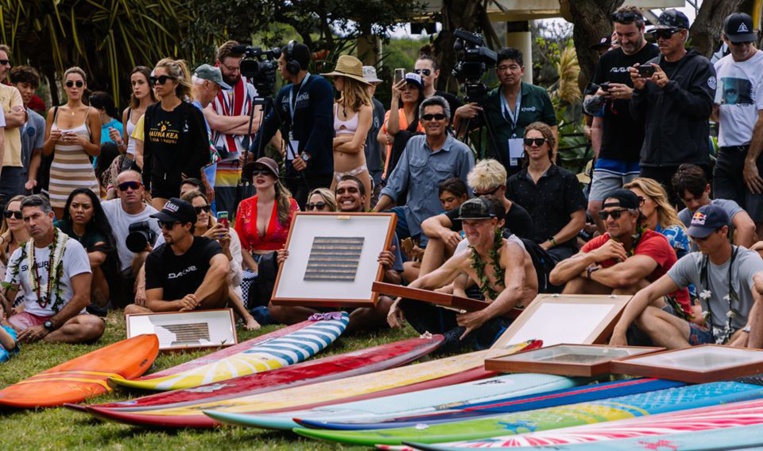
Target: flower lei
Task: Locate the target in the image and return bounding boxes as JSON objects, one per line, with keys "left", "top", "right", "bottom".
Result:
{"left": 469, "top": 228, "right": 505, "bottom": 301}
{"left": 26, "top": 228, "right": 69, "bottom": 313}
{"left": 699, "top": 246, "right": 739, "bottom": 344}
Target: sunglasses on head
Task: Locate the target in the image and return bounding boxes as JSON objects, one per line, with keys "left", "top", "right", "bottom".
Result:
{"left": 524, "top": 138, "right": 547, "bottom": 147}
{"left": 118, "top": 181, "right": 142, "bottom": 191}
{"left": 306, "top": 202, "right": 327, "bottom": 210}
{"left": 150, "top": 75, "right": 176, "bottom": 85}
{"left": 65, "top": 80, "right": 84, "bottom": 88}
{"left": 413, "top": 68, "right": 432, "bottom": 76}
{"left": 194, "top": 205, "right": 211, "bottom": 214}
{"left": 421, "top": 113, "right": 447, "bottom": 122}
{"left": 3, "top": 210, "right": 22, "bottom": 219}
{"left": 654, "top": 28, "right": 681, "bottom": 40}
{"left": 598, "top": 209, "right": 628, "bottom": 220}
{"left": 159, "top": 220, "right": 179, "bottom": 230}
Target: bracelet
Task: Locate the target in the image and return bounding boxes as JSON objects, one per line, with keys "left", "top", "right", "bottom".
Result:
{"left": 586, "top": 265, "right": 600, "bottom": 279}
{"left": 549, "top": 236, "right": 558, "bottom": 248}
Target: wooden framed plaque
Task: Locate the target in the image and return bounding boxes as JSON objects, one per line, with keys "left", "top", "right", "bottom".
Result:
{"left": 610, "top": 345, "right": 763, "bottom": 383}
{"left": 485, "top": 344, "right": 663, "bottom": 377}
{"left": 491, "top": 294, "right": 631, "bottom": 349}
{"left": 372, "top": 281, "right": 489, "bottom": 312}
{"left": 271, "top": 212, "right": 397, "bottom": 308}
{"left": 126, "top": 309, "right": 237, "bottom": 351}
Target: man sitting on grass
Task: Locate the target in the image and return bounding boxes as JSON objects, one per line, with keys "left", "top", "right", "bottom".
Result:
{"left": 387, "top": 197, "right": 538, "bottom": 353}
{"left": 1, "top": 195, "right": 105, "bottom": 343}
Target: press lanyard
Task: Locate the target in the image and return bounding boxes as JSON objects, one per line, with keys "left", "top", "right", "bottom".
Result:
{"left": 500, "top": 90, "right": 522, "bottom": 131}
{"left": 289, "top": 73, "right": 311, "bottom": 122}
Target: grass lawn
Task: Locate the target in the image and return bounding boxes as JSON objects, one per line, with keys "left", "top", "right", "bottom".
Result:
{"left": 0, "top": 310, "right": 419, "bottom": 450}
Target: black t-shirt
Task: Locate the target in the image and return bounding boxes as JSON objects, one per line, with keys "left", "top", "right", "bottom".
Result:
{"left": 445, "top": 201, "right": 534, "bottom": 240}
{"left": 435, "top": 91, "right": 463, "bottom": 121}
{"left": 592, "top": 44, "right": 660, "bottom": 161}
{"left": 145, "top": 236, "right": 222, "bottom": 301}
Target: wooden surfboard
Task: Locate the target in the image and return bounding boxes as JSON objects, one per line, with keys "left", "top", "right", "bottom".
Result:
{"left": 112, "top": 312, "right": 349, "bottom": 391}
{"left": 0, "top": 334, "right": 159, "bottom": 408}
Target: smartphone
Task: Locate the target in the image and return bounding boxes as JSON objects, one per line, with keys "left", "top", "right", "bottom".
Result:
{"left": 637, "top": 64, "right": 655, "bottom": 77}
{"left": 600, "top": 82, "right": 611, "bottom": 92}
{"left": 394, "top": 68, "right": 406, "bottom": 84}
{"left": 217, "top": 211, "right": 229, "bottom": 229}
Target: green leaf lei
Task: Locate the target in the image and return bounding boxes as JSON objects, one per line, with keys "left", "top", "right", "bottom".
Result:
{"left": 469, "top": 228, "right": 505, "bottom": 301}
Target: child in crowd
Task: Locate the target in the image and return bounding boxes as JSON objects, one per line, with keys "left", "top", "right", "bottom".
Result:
{"left": 0, "top": 303, "right": 19, "bottom": 362}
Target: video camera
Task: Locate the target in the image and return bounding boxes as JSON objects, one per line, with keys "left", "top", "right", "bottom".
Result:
{"left": 452, "top": 29, "right": 497, "bottom": 103}
{"left": 233, "top": 45, "right": 281, "bottom": 97}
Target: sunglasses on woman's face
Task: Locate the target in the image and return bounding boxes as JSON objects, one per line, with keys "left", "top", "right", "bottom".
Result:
{"left": 306, "top": 202, "right": 327, "bottom": 210}
{"left": 150, "top": 75, "right": 176, "bottom": 85}
{"left": 65, "top": 80, "right": 84, "bottom": 88}
{"left": 3, "top": 210, "right": 22, "bottom": 219}
{"left": 524, "top": 138, "right": 547, "bottom": 147}
{"left": 194, "top": 205, "right": 211, "bottom": 214}
{"left": 413, "top": 68, "right": 432, "bottom": 76}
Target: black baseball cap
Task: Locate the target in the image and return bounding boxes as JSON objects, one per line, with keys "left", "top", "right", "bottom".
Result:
{"left": 455, "top": 197, "right": 499, "bottom": 220}
{"left": 724, "top": 13, "right": 756, "bottom": 43}
{"left": 650, "top": 9, "right": 690, "bottom": 31}
{"left": 602, "top": 189, "right": 641, "bottom": 210}
{"left": 589, "top": 36, "right": 611, "bottom": 50}
{"left": 687, "top": 204, "right": 730, "bottom": 239}
{"left": 150, "top": 198, "right": 197, "bottom": 225}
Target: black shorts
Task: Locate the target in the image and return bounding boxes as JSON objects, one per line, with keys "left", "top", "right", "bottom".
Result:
{"left": 150, "top": 176, "right": 181, "bottom": 199}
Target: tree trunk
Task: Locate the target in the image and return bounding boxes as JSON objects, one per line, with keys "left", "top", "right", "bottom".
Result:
{"left": 567, "top": 0, "right": 624, "bottom": 89}
{"left": 690, "top": 0, "right": 744, "bottom": 57}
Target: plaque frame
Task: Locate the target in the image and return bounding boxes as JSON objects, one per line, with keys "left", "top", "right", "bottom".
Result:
{"left": 491, "top": 294, "right": 631, "bottom": 349}
{"left": 271, "top": 212, "right": 397, "bottom": 307}
{"left": 126, "top": 309, "right": 237, "bottom": 351}
{"left": 610, "top": 345, "right": 763, "bottom": 383}
{"left": 485, "top": 344, "right": 664, "bottom": 377}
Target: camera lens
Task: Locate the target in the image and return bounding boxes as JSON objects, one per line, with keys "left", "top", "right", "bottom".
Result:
{"left": 125, "top": 231, "right": 149, "bottom": 253}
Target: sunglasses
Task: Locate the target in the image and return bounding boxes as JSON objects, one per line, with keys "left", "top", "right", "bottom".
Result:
{"left": 194, "top": 205, "right": 211, "bottom": 214}
{"left": 150, "top": 75, "right": 176, "bottom": 85}
{"left": 610, "top": 11, "right": 642, "bottom": 23}
{"left": 474, "top": 186, "right": 501, "bottom": 197}
{"left": 3, "top": 210, "right": 22, "bottom": 219}
{"left": 413, "top": 68, "right": 432, "bottom": 76}
{"left": 306, "top": 202, "right": 327, "bottom": 210}
{"left": 118, "top": 181, "right": 142, "bottom": 191}
{"left": 250, "top": 169, "right": 273, "bottom": 177}
{"left": 598, "top": 209, "right": 628, "bottom": 220}
{"left": 421, "top": 113, "right": 447, "bottom": 122}
{"left": 730, "top": 40, "right": 754, "bottom": 47}
{"left": 159, "top": 220, "right": 180, "bottom": 230}
{"left": 0, "top": 59, "right": 10, "bottom": 66}
{"left": 524, "top": 138, "right": 547, "bottom": 147}
{"left": 65, "top": 80, "right": 84, "bottom": 88}
{"left": 654, "top": 28, "right": 681, "bottom": 40}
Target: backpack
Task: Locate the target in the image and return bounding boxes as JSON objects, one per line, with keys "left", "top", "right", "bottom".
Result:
{"left": 518, "top": 237, "right": 561, "bottom": 294}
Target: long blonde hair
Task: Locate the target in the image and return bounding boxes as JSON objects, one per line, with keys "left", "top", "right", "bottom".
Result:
{"left": 338, "top": 76, "right": 371, "bottom": 112}
{"left": 624, "top": 178, "right": 684, "bottom": 229}
{"left": 155, "top": 58, "right": 193, "bottom": 101}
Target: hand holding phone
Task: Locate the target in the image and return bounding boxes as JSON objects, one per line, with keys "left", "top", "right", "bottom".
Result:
{"left": 637, "top": 64, "right": 655, "bottom": 78}
{"left": 394, "top": 68, "right": 406, "bottom": 84}
{"left": 217, "top": 211, "right": 229, "bottom": 229}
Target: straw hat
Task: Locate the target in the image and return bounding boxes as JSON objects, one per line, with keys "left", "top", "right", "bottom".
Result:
{"left": 322, "top": 55, "right": 370, "bottom": 85}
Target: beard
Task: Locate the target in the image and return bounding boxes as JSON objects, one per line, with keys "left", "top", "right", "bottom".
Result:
{"left": 223, "top": 73, "right": 241, "bottom": 86}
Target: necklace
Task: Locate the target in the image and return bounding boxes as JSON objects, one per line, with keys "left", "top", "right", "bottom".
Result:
{"left": 469, "top": 228, "right": 506, "bottom": 301}
{"left": 26, "top": 228, "right": 69, "bottom": 311}
{"left": 699, "top": 245, "right": 739, "bottom": 344}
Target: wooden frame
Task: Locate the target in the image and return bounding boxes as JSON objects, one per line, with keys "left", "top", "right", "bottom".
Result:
{"left": 491, "top": 294, "right": 631, "bottom": 348}
{"left": 271, "top": 212, "right": 397, "bottom": 308}
{"left": 485, "top": 344, "right": 663, "bottom": 377}
{"left": 126, "top": 309, "right": 237, "bottom": 351}
{"left": 610, "top": 345, "right": 763, "bottom": 383}
{"left": 372, "top": 282, "right": 489, "bottom": 313}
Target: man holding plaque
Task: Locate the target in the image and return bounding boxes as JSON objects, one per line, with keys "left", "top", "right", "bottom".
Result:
{"left": 387, "top": 197, "right": 538, "bottom": 353}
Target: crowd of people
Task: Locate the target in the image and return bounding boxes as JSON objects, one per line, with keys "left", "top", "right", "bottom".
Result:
{"left": 2, "top": 6, "right": 763, "bottom": 362}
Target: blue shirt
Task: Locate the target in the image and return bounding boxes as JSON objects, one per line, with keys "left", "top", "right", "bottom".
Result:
{"left": 381, "top": 134, "right": 475, "bottom": 238}
{"left": 21, "top": 108, "right": 45, "bottom": 179}
{"left": 101, "top": 118, "right": 124, "bottom": 144}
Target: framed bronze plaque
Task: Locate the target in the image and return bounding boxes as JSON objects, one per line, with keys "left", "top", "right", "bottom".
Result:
{"left": 271, "top": 212, "right": 397, "bottom": 307}
{"left": 485, "top": 344, "right": 663, "bottom": 377}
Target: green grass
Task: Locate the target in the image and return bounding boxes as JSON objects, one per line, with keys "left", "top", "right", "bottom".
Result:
{"left": 0, "top": 310, "right": 419, "bottom": 450}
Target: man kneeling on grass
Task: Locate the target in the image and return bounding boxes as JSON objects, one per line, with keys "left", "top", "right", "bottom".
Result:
{"left": 387, "top": 197, "right": 538, "bottom": 353}
{"left": 1, "top": 195, "right": 105, "bottom": 343}
{"left": 124, "top": 198, "right": 230, "bottom": 314}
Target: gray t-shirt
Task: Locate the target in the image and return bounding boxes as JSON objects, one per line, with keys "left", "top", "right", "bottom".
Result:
{"left": 101, "top": 199, "right": 161, "bottom": 271}
{"left": 667, "top": 247, "right": 763, "bottom": 334}
{"left": 678, "top": 199, "right": 744, "bottom": 251}
{"left": 21, "top": 108, "right": 45, "bottom": 177}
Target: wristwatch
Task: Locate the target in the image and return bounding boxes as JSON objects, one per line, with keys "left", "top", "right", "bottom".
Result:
{"left": 43, "top": 320, "right": 55, "bottom": 332}
{"left": 743, "top": 325, "right": 752, "bottom": 334}
{"left": 586, "top": 265, "right": 600, "bottom": 279}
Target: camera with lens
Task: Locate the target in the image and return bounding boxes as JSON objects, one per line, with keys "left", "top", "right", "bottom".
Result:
{"left": 125, "top": 221, "right": 157, "bottom": 253}
{"left": 452, "top": 29, "right": 497, "bottom": 104}
{"left": 234, "top": 45, "right": 281, "bottom": 97}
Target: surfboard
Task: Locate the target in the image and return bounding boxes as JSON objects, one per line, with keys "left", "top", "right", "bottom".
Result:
{"left": 0, "top": 334, "right": 159, "bottom": 408}
{"left": 74, "top": 335, "right": 443, "bottom": 412}
{"left": 292, "top": 380, "right": 763, "bottom": 446}
{"left": 283, "top": 378, "right": 682, "bottom": 431}
{"left": 204, "top": 373, "right": 581, "bottom": 431}
{"left": 111, "top": 312, "right": 349, "bottom": 391}
{"left": 407, "top": 397, "right": 763, "bottom": 450}
{"left": 84, "top": 340, "right": 539, "bottom": 428}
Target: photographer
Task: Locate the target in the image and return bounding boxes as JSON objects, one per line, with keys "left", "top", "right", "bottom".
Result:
{"left": 454, "top": 47, "right": 557, "bottom": 178}
{"left": 250, "top": 41, "right": 334, "bottom": 209}
{"left": 100, "top": 170, "right": 161, "bottom": 307}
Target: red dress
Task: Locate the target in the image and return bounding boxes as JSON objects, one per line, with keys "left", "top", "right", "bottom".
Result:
{"left": 235, "top": 195, "right": 299, "bottom": 252}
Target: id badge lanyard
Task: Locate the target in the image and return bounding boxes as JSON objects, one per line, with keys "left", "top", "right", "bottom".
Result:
{"left": 500, "top": 91, "right": 524, "bottom": 166}
{"left": 286, "top": 73, "right": 310, "bottom": 160}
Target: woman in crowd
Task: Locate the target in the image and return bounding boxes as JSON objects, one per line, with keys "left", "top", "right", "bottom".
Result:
{"left": 624, "top": 177, "right": 690, "bottom": 260}
{"left": 137, "top": 58, "right": 209, "bottom": 210}
{"left": 234, "top": 157, "right": 299, "bottom": 272}
{"left": 305, "top": 187, "right": 337, "bottom": 212}
{"left": 414, "top": 47, "right": 462, "bottom": 114}
{"left": 0, "top": 195, "right": 28, "bottom": 283}
{"left": 181, "top": 190, "right": 259, "bottom": 330}
{"left": 115, "top": 66, "right": 157, "bottom": 171}
{"left": 43, "top": 66, "right": 102, "bottom": 218}
{"left": 90, "top": 91, "right": 123, "bottom": 147}
{"left": 323, "top": 55, "right": 373, "bottom": 210}
{"left": 377, "top": 73, "right": 425, "bottom": 180}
